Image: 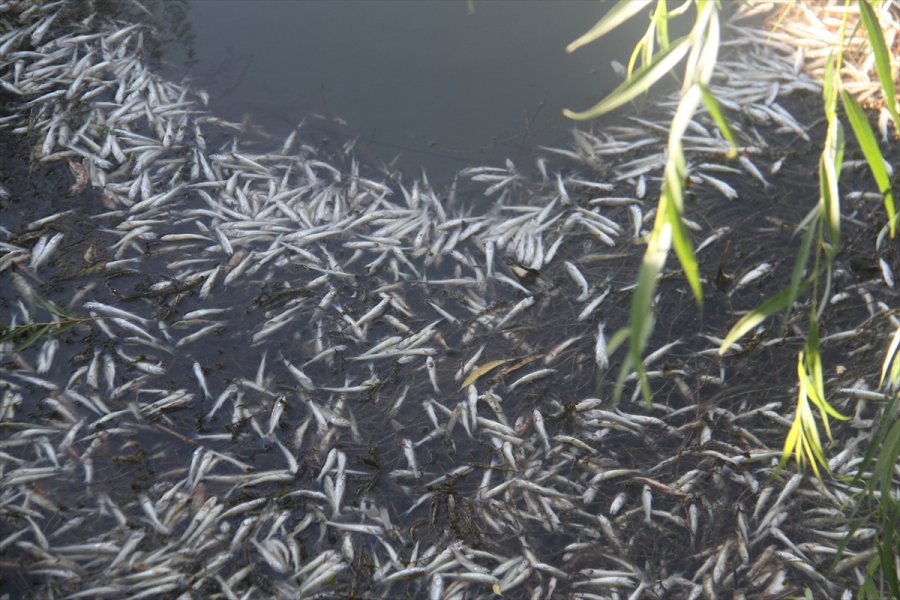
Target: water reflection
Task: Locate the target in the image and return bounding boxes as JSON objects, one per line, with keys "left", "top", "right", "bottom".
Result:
{"left": 138, "top": 0, "right": 641, "bottom": 183}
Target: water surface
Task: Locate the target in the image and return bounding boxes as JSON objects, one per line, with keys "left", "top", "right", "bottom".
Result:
{"left": 157, "top": 0, "right": 640, "bottom": 182}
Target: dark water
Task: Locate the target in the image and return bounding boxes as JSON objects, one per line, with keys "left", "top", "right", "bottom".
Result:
{"left": 153, "top": 0, "right": 644, "bottom": 183}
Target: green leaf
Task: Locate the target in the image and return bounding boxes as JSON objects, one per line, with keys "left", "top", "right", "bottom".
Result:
{"left": 668, "top": 193, "right": 702, "bottom": 304}
{"left": 563, "top": 36, "right": 691, "bottom": 120}
{"left": 818, "top": 117, "right": 844, "bottom": 258}
{"left": 614, "top": 218, "right": 671, "bottom": 405}
{"left": 690, "top": 1, "right": 720, "bottom": 86}
{"left": 606, "top": 325, "right": 631, "bottom": 357}
{"left": 698, "top": 84, "right": 737, "bottom": 158}
{"left": 626, "top": 35, "right": 648, "bottom": 78}
{"left": 630, "top": 220, "right": 671, "bottom": 357}
{"left": 804, "top": 331, "right": 849, "bottom": 436}
{"left": 858, "top": 0, "right": 900, "bottom": 129}
{"left": 15, "top": 323, "right": 53, "bottom": 352}
{"left": 33, "top": 292, "right": 80, "bottom": 320}
{"left": 823, "top": 51, "right": 838, "bottom": 118}
{"left": 718, "top": 285, "right": 803, "bottom": 354}
{"left": 566, "top": 0, "right": 654, "bottom": 54}
{"left": 879, "top": 419, "right": 900, "bottom": 499}
{"left": 653, "top": 0, "right": 669, "bottom": 50}
{"left": 881, "top": 504, "right": 900, "bottom": 597}
{"left": 848, "top": 394, "right": 898, "bottom": 491}
{"left": 785, "top": 211, "right": 816, "bottom": 324}
{"left": 841, "top": 89, "right": 896, "bottom": 237}
{"left": 882, "top": 326, "right": 900, "bottom": 389}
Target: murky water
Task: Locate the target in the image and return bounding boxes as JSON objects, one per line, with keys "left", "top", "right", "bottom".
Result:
{"left": 145, "top": 0, "right": 647, "bottom": 184}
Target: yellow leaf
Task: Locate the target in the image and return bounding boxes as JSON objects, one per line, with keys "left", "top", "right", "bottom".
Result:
{"left": 459, "top": 359, "right": 512, "bottom": 390}
{"left": 492, "top": 582, "right": 502, "bottom": 595}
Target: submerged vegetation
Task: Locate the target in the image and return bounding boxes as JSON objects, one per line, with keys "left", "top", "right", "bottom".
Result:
{"left": 564, "top": 0, "right": 899, "bottom": 595}
{"left": 0, "top": 293, "right": 91, "bottom": 352}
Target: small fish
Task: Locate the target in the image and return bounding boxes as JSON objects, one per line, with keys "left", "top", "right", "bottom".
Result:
{"left": 507, "top": 368, "right": 555, "bottom": 391}
{"left": 494, "top": 296, "right": 534, "bottom": 329}
{"left": 577, "top": 289, "right": 610, "bottom": 322}
{"left": 532, "top": 409, "right": 551, "bottom": 455}
{"left": 738, "top": 155, "right": 771, "bottom": 188}
{"left": 730, "top": 262, "right": 773, "bottom": 295}
{"left": 635, "top": 175, "right": 646, "bottom": 199}
{"left": 641, "top": 484, "right": 653, "bottom": 524}
{"left": 879, "top": 257, "right": 894, "bottom": 288}
{"left": 426, "top": 356, "right": 440, "bottom": 393}
{"left": 595, "top": 321, "right": 609, "bottom": 370}
{"left": 193, "top": 361, "right": 212, "bottom": 399}
{"left": 697, "top": 173, "right": 738, "bottom": 200}
{"left": 564, "top": 261, "right": 591, "bottom": 301}
{"left": 29, "top": 232, "right": 64, "bottom": 270}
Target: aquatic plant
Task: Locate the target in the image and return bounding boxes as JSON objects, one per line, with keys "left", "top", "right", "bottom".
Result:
{"left": 564, "top": 0, "right": 899, "bottom": 595}
{"left": 0, "top": 292, "right": 92, "bottom": 351}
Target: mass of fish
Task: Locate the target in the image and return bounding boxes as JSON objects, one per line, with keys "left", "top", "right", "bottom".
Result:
{"left": 0, "top": 1, "right": 897, "bottom": 598}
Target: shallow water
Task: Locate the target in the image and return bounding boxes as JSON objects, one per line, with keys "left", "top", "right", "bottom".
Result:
{"left": 138, "top": 0, "right": 646, "bottom": 184}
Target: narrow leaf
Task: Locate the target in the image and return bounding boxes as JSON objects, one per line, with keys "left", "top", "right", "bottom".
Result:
{"left": 858, "top": 0, "right": 900, "bottom": 128}
{"left": 564, "top": 36, "right": 691, "bottom": 120}
{"left": 819, "top": 117, "right": 844, "bottom": 257}
{"left": 16, "top": 323, "right": 52, "bottom": 352}
{"left": 566, "top": 0, "right": 653, "bottom": 54}
{"left": 718, "top": 285, "right": 801, "bottom": 354}
{"left": 459, "top": 359, "right": 511, "bottom": 390}
{"left": 785, "top": 216, "right": 816, "bottom": 323}
{"left": 653, "top": 0, "right": 669, "bottom": 50}
{"left": 699, "top": 84, "right": 737, "bottom": 158}
{"left": 879, "top": 327, "right": 900, "bottom": 389}
{"left": 668, "top": 190, "right": 702, "bottom": 303}
{"left": 630, "top": 220, "right": 672, "bottom": 359}
{"left": 606, "top": 325, "right": 631, "bottom": 357}
{"left": 841, "top": 89, "right": 896, "bottom": 237}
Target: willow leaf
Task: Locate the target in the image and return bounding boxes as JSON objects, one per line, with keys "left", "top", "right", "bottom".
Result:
{"left": 841, "top": 89, "right": 896, "bottom": 237}
{"left": 563, "top": 36, "right": 691, "bottom": 120}
{"left": 698, "top": 84, "right": 737, "bottom": 158}
{"left": 627, "top": 35, "right": 648, "bottom": 78}
{"left": 879, "top": 502, "right": 900, "bottom": 596}
{"left": 785, "top": 213, "right": 816, "bottom": 323}
{"left": 606, "top": 325, "right": 631, "bottom": 357}
{"left": 881, "top": 326, "right": 900, "bottom": 388}
{"left": 615, "top": 220, "right": 671, "bottom": 404}
{"left": 16, "top": 323, "right": 53, "bottom": 352}
{"left": 718, "top": 285, "right": 798, "bottom": 354}
{"left": 459, "top": 359, "right": 512, "bottom": 390}
{"left": 32, "top": 293, "right": 79, "bottom": 320}
{"left": 823, "top": 51, "right": 838, "bottom": 118}
{"left": 879, "top": 420, "right": 900, "bottom": 496}
{"left": 653, "top": 0, "right": 669, "bottom": 50}
{"left": 819, "top": 117, "right": 844, "bottom": 257}
{"left": 630, "top": 220, "right": 672, "bottom": 357}
{"left": 782, "top": 410, "right": 803, "bottom": 470}
{"left": 669, "top": 195, "right": 702, "bottom": 303}
{"left": 566, "top": 0, "right": 653, "bottom": 54}
{"left": 858, "top": 0, "right": 900, "bottom": 128}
